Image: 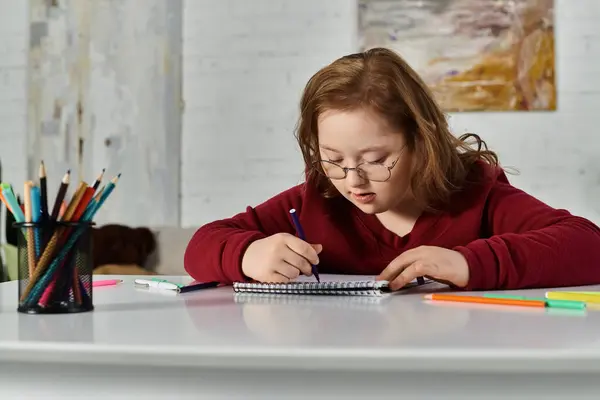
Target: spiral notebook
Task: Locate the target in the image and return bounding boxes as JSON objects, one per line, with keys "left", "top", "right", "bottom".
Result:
{"left": 233, "top": 276, "right": 431, "bottom": 297}
{"left": 234, "top": 291, "right": 388, "bottom": 307}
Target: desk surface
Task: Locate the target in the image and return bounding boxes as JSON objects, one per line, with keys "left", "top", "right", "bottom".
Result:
{"left": 1, "top": 274, "right": 600, "bottom": 373}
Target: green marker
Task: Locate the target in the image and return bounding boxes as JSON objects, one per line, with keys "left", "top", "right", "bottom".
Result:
{"left": 483, "top": 293, "right": 586, "bottom": 310}
{"left": 151, "top": 278, "right": 184, "bottom": 288}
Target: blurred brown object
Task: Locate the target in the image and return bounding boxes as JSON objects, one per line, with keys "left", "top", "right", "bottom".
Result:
{"left": 93, "top": 264, "right": 157, "bottom": 275}
{"left": 92, "top": 224, "right": 158, "bottom": 274}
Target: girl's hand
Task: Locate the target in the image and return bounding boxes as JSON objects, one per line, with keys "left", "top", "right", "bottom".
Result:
{"left": 241, "top": 233, "right": 322, "bottom": 283}
{"left": 377, "top": 246, "right": 469, "bottom": 290}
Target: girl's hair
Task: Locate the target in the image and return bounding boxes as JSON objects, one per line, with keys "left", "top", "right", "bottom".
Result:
{"left": 294, "top": 47, "right": 499, "bottom": 211}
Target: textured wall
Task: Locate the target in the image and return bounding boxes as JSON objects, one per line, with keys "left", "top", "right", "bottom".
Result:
{"left": 1, "top": 0, "right": 600, "bottom": 230}
{"left": 181, "top": 0, "right": 357, "bottom": 226}
{"left": 181, "top": 0, "right": 600, "bottom": 227}
{"left": 26, "top": 0, "right": 182, "bottom": 227}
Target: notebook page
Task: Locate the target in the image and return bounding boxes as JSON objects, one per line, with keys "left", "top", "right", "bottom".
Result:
{"left": 294, "top": 275, "right": 422, "bottom": 284}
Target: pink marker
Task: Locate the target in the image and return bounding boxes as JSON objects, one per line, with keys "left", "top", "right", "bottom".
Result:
{"left": 93, "top": 279, "right": 123, "bottom": 287}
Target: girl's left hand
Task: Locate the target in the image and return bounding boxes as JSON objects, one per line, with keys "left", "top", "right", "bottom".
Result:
{"left": 377, "top": 246, "right": 470, "bottom": 291}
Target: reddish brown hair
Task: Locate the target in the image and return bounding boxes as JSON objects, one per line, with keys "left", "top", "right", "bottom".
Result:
{"left": 294, "top": 47, "right": 498, "bottom": 211}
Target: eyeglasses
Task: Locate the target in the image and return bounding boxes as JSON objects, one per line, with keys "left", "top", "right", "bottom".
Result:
{"left": 315, "top": 153, "right": 402, "bottom": 183}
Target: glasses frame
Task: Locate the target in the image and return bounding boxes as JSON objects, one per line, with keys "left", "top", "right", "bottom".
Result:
{"left": 315, "top": 152, "right": 403, "bottom": 183}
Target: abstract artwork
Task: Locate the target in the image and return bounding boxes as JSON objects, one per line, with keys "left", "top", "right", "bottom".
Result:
{"left": 358, "top": 0, "right": 555, "bottom": 111}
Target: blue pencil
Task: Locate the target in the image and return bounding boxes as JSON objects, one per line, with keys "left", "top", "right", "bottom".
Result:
{"left": 289, "top": 208, "right": 320, "bottom": 282}
{"left": 30, "top": 186, "right": 42, "bottom": 259}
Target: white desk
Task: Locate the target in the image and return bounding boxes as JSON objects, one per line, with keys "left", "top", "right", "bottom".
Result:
{"left": 1, "top": 274, "right": 600, "bottom": 399}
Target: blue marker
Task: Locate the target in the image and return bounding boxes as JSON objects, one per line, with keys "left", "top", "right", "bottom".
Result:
{"left": 289, "top": 208, "right": 320, "bottom": 282}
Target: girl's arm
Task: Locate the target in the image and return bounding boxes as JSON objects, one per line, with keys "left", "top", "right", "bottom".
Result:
{"left": 183, "top": 185, "right": 304, "bottom": 284}
{"left": 455, "top": 170, "right": 600, "bottom": 290}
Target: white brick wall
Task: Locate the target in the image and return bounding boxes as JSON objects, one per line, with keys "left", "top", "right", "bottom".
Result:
{"left": 0, "top": 0, "right": 27, "bottom": 187}
{"left": 2, "top": 0, "right": 600, "bottom": 229}
{"left": 182, "top": 0, "right": 600, "bottom": 227}
{"left": 181, "top": 0, "right": 357, "bottom": 226}
{"left": 0, "top": 0, "right": 27, "bottom": 247}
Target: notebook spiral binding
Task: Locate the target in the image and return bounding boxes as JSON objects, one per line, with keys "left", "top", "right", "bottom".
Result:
{"left": 234, "top": 292, "right": 387, "bottom": 308}
{"left": 232, "top": 280, "right": 390, "bottom": 296}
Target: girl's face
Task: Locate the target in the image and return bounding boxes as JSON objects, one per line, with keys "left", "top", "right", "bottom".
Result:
{"left": 317, "top": 108, "right": 413, "bottom": 214}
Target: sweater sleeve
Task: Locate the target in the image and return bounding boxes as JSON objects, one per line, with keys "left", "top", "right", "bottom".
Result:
{"left": 454, "top": 170, "right": 600, "bottom": 290}
{"left": 183, "top": 185, "right": 305, "bottom": 284}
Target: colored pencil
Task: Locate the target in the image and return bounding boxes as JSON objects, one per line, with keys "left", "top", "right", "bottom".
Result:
{"left": 50, "top": 170, "right": 70, "bottom": 221}
{"left": 95, "top": 173, "right": 120, "bottom": 210}
{"left": 91, "top": 168, "right": 105, "bottom": 191}
{"left": 0, "top": 188, "right": 11, "bottom": 214}
{"left": 92, "top": 279, "right": 122, "bottom": 287}
{"left": 483, "top": 293, "right": 586, "bottom": 310}
{"left": 72, "top": 187, "right": 95, "bottom": 221}
{"left": 61, "top": 182, "right": 88, "bottom": 221}
{"left": 2, "top": 184, "right": 24, "bottom": 222}
{"left": 289, "top": 208, "right": 320, "bottom": 282}
{"left": 39, "top": 161, "right": 48, "bottom": 222}
{"left": 30, "top": 186, "right": 42, "bottom": 259}
{"left": 58, "top": 200, "right": 67, "bottom": 219}
{"left": 23, "top": 181, "right": 36, "bottom": 277}
{"left": 424, "top": 293, "right": 546, "bottom": 308}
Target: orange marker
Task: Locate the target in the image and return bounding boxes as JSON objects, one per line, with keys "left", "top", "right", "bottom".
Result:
{"left": 424, "top": 293, "right": 546, "bottom": 308}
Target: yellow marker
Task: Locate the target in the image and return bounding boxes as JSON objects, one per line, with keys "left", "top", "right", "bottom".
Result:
{"left": 564, "top": 291, "right": 600, "bottom": 296}
{"left": 546, "top": 292, "right": 600, "bottom": 304}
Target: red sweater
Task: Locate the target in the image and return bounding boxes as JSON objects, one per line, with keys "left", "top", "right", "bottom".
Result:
{"left": 184, "top": 162, "right": 600, "bottom": 290}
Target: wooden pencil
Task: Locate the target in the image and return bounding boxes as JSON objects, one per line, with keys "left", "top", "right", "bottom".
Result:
{"left": 61, "top": 182, "right": 87, "bottom": 222}
{"left": 424, "top": 293, "right": 546, "bottom": 308}
{"left": 92, "top": 168, "right": 105, "bottom": 191}
{"left": 58, "top": 200, "right": 67, "bottom": 219}
{"left": 50, "top": 170, "right": 70, "bottom": 221}
{"left": 69, "top": 186, "right": 96, "bottom": 303}
{"left": 72, "top": 272, "right": 82, "bottom": 304}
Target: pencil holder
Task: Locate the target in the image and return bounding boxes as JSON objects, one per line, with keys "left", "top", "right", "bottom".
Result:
{"left": 15, "top": 221, "right": 95, "bottom": 314}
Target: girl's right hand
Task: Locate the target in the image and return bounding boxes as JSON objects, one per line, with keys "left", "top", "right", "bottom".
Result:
{"left": 241, "top": 233, "right": 322, "bottom": 283}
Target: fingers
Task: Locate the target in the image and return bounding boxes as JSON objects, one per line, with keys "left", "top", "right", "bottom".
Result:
{"left": 282, "top": 249, "right": 313, "bottom": 276}
{"left": 377, "top": 247, "right": 422, "bottom": 282}
{"left": 263, "top": 271, "right": 294, "bottom": 283}
{"left": 275, "top": 261, "right": 302, "bottom": 280}
{"left": 282, "top": 234, "right": 320, "bottom": 265}
{"left": 388, "top": 261, "right": 437, "bottom": 291}
{"left": 312, "top": 244, "right": 323, "bottom": 254}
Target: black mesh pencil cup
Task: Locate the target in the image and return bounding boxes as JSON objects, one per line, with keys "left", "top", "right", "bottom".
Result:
{"left": 15, "top": 221, "right": 95, "bottom": 314}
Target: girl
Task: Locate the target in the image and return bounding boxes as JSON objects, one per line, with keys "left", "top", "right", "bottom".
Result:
{"left": 184, "top": 48, "right": 600, "bottom": 291}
